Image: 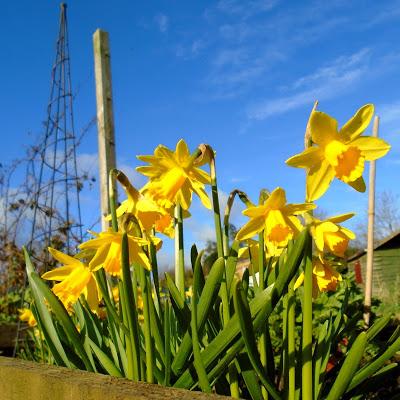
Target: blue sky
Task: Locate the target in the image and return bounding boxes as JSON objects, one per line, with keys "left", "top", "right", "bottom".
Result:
{"left": 1, "top": 0, "right": 400, "bottom": 267}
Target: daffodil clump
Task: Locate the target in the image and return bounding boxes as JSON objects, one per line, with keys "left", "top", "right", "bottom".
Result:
{"left": 22, "top": 106, "right": 399, "bottom": 400}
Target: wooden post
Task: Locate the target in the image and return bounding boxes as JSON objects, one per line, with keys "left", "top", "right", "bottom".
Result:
{"left": 93, "top": 29, "right": 117, "bottom": 231}
{"left": 364, "top": 115, "right": 379, "bottom": 327}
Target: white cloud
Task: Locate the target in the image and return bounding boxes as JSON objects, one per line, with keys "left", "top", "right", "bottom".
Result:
{"left": 198, "top": 2, "right": 349, "bottom": 100}
{"left": 217, "top": 0, "right": 279, "bottom": 18}
{"left": 175, "top": 39, "right": 207, "bottom": 59}
{"left": 247, "top": 49, "right": 370, "bottom": 120}
{"left": 76, "top": 153, "right": 98, "bottom": 175}
{"left": 155, "top": 14, "right": 169, "bottom": 33}
{"left": 377, "top": 101, "right": 400, "bottom": 125}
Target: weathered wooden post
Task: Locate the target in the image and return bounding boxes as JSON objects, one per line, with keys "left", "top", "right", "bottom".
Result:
{"left": 93, "top": 29, "right": 117, "bottom": 231}
{"left": 364, "top": 115, "right": 379, "bottom": 326}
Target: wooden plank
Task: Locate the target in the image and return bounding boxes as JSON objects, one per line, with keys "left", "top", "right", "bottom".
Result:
{"left": 93, "top": 29, "right": 117, "bottom": 231}
{"left": 0, "top": 356, "right": 228, "bottom": 400}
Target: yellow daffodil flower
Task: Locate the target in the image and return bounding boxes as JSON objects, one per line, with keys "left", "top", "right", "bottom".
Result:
{"left": 236, "top": 187, "right": 315, "bottom": 254}
{"left": 18, "top": 308, "right": 37, "bottom": 327}
{"left": 294, "top": 257, "right": 342, "bottom": 298}
{"left": 42, "top": 248, "right": 100, "bottom": 312}
{"left": 185, "top": 286, "right": 193, "bottom": 298}
{"left": 112, "top": 286, "right": 119, "bottom": 303}
{"left": 137, "top": 139, "right": 211, "bottom": 210}
{"left": 286, "top": 104, "right": 391, "bottom": 201}
{"left": 108, "top": 172, "right": 174, "bottom": 238}
{"left": 79, "top": 230, "right": 151, "bottom": 276}
{"left": 238, "top": 239, "right": 283, "bottom": 272}
{"left": 309, "top": 213, "right": 356, "bottom": 257}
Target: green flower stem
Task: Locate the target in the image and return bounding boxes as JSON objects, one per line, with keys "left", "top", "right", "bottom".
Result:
{"left": 302, "top": 237, "right": 313, "bottom": 400}
{"left": 149, "top": 238, "right": 161, "bottom": 314}
{"left": 209, "top": 150, "right": 239, "bottom": 398}
{"left": 174, "top": 203, "right": 185, "bottom": 297}
{"left": 281, "top": 292, "right": 288, "bottom": 391}
{"left": 95, "top": 269, "right": 128, "bottom": 335}
{"left": 223, "top": 190, "right": 252, "bottom": 257}
{"left": 108, "top": 169, "right": 119, "bottom": 232}
{"left": 258, "top": 231, "right": 269, "bottom": 400}
{"left": 139, "top": 265, "right": 154, "bottom": 383}
{"left": 209, "top": 155, "right": 229, "bottom": 325}
{"left": 287, "top": 277, "right": 296, "bottom": 400}
{"left": 209, "top": 155, "right": 224, "bottom": 260}
{"left": 121, "top": 233, "right": 141, "bottom": 381}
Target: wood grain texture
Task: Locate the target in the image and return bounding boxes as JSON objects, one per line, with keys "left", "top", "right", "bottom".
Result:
{"left": 0, "top": 356, "right": 230, "bottom": 400}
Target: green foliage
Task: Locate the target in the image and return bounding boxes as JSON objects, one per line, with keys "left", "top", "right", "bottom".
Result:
{"left": 21, "top": 169, "right": 400, "bottom": 399}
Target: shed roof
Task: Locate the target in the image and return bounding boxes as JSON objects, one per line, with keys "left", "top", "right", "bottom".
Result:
{"left": 348, "top": 230, "right": 400, "bottom": 262}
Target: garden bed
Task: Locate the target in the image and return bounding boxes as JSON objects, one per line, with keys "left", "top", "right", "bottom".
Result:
{"left": 0, "top": 356, "right": 228, "bottom": 400}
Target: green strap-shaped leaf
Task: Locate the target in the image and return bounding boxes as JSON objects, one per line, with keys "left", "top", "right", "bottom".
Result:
{"left": 313, "top": 320, "right": 330, "bottom": 399}
{"left": 348, "top": 362, "right": 398, "bottom": 397}
{"left": 326, "top": 332, "right": 367, "bottom": 400}
{"left": 163, "top": 300, "right": 172, "bottom": 386}
{"left": 236, "top": 352, "right": 263, "bottom": 400}
{"left": 226, "top": 240, "right": 239, "bottom": 298}
{"left": 174, "top": 229, "right": 309, "bottom": 389}
{"left": 165, "top": 272, "right": 191, "bottom": 331}
{"left": 88, "top": 338, "right": 123, "bottom": 377}
{"left": 233, "top": 280, "right": 281, "bottom": 400}
{"left": 30, "top": 272, "right": 94, "bottom": 371}
{"left": 172, "top": 257, "right": 225, "bottom": 375}
{"left": 23, "top": 247, "right": 72, "bottom": 367}
{"left": 191, "top": 252, "right": 212, "bottom": 392}
{"left": 347, "top": 334, "right": 400, "bottom": 392}
{"left": 366, "top": 314, "right": 392, "bottom": 341}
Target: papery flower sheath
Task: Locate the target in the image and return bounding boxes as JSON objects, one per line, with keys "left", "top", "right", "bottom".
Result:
{"left": 236, "top": 187, "right": 315, "bottom": 254}
{"left": 137, "top": 139, "right": 211, "bottom": 210}
{"left": 286, "top": 104, "right": 390, "bottom": 201}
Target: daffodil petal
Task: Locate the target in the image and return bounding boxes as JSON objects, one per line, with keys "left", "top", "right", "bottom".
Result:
{"left": 310, "top": 110, "right": 339, "bottom": 146}
{"left": 327, "top": 213, "right": 355, "bottom": 224}
{"left": 340, "top": 104, "right": 374, "bottom": 141}
{"left": 192, "top": 184, "right": 211, "bottom": 209}
{"left": 89, "top": 243, "right": 110, "bottom": 271}
{"left": 347, "top": 176, "right": 366, "bottom": 193}
{"left": 86, "top": 276, "right": 100, "bottom": 312}
{"left": 264, "top": 187, "right": 286, "bottom": 209}
{"left": 294, "top": 273, "right": 304, "bottom": 290}
{"left": 177, "top": 182, "right": 192, "bottom": 210}
{"left": 176, "top": 139, "right": 190, "bottom": 164}
{"left": 236, "top": 216, "right": 265, "bottom": 241}
{"left": 243, "top": 205, "right": 267, "bottom": 218}
{"left": 190, "top": 167, "right": 211, "bottom": 184}
{"left": 238, "top": 247, "right": 249, "bottom": 258}
{"left": 313, "top": 225, "right": 325, "bottom": 252}
{"left": 41, "top": 265, "right": 75, "bottom": 281}
{"left": 286, "top": 147, "right": 322, "bottom": 168}
{"left": 48, "top": 247, "right": 80, "bottom": 266}
{"left": 340, "top": 226, "right": 356, "bottom": 240}
{"left": 306, "top": 160, "right": 335, "bottom": 201}
{"left": 352, "top": 136, "right": 391, "bottom": 161}
{"left": 284, "top": 203, "right": 316, "bottom": 215}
